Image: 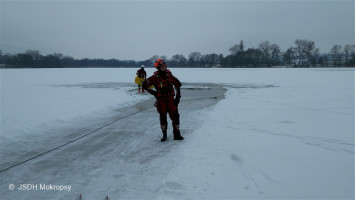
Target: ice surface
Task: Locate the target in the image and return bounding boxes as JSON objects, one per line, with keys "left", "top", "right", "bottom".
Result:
{"left": 0, "top": 68, "right": 354, "bottom": 199}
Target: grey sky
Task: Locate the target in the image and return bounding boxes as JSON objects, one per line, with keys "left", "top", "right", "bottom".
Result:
{"left": 1, "top": 0, "right": 354, "bottom": 61}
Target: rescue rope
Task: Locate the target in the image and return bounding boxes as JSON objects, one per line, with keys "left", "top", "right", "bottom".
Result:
{"left": 0, "top": 94, "right": 224, "bottom": 173}
{"left": 0, "top": 105, "right": 153, "bottom": 173}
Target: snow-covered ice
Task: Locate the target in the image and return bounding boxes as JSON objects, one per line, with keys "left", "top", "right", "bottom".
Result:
{"left": 0, "top": 68, "right": 354, "bottom": 199}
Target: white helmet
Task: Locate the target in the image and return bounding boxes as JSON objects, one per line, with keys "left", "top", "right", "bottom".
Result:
{"left": 141, "top": 65, "right": 145, "bottom": 68}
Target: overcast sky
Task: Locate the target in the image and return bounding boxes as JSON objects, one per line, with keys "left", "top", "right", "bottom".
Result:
{"left": 1, "top": 0, "right": 354, "bottom": 61}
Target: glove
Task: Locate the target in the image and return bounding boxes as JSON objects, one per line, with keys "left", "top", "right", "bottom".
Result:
{"left": 174, "top": 94, "right": 181, "bottom": 106}
{"left": 151, "top": 91, "right": 158, "bottom": 98}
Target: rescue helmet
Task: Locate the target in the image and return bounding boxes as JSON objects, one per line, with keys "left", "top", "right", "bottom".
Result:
{"left": 154, "top": 59, "right": 166, "bottom": 69}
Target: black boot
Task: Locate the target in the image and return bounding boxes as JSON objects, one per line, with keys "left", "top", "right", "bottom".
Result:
{"left": 161, "top": 130, "right": 167, "bottom": 142}
{"left": 172, "top": 112, "right": 183, "bottom": 140}
{"left": 173, "top": 130, "right": 184, "bottom": 140}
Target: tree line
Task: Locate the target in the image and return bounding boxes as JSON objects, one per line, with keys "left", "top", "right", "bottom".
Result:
{"left": 1, "top": 39, "right": 354, "bottom": 68}
{"left": 0, "top": 50, "right": 138, "bottom": 68}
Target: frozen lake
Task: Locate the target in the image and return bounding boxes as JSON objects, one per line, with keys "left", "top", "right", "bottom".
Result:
{"left": 0, "top": 68, "right": 354, "bottom": 199}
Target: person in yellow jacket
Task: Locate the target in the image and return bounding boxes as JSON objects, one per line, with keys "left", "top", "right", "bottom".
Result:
{"left": 136, "top": 65, "right": 147, "bottom": 93}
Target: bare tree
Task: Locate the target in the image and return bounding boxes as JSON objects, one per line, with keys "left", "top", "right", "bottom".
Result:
{"left": 150, "top": 55, "right": 159, "bottom": 65}
{"left": 311, "top": 48, "right": 321, "bottom": 66}
{"left": 294, "top": 39, "right": 316, "bottom": 66}
{"left": 304, "top": 41, "right": 316, "bottom": 65}
{"left": 245, "top": 48, "right": 263, "bottom": 67}
{"left": 330, "top": 45, "right": 342, "bottom": 67}
{"left": 258, "top": 41, "right": 272, "bottom": 65}
{"left": 271, "top": 43, "right": 281, "bottom": 65}
{"left": 188, "top": 52, "right": 201, "bottom": 66}
{"left": 170, "top": 54, "right": 186, "bottom": 67}
{"left": 283, "top": 47, "right": 296, "bottom": 66}
{"left": 0, "top": 50, "right": 3, "bottom": 67}
{"left": 25, "top": 50, "right": 42, "bottom": 61}
{"left": 229, "top": 40, "right": 244, "bottom": 56}
{"left": 160, "top": 55, "right": 167, "bottom": 61}
{"left": 343, "top": 44, "right": 355, "bottom": 64}
{"left": 199, "top": 53, "right": 223, "bottom": 67}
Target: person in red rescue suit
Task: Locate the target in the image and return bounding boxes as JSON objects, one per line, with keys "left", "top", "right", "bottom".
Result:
{"left": 136, "top": 65, "right": 147, "bottom": 93}
{"left": 142, "top": 59, "right": 184, "bottom": 141}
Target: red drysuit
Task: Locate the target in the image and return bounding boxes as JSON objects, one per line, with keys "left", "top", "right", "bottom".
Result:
{"left": 142, "top": 69, "right": 183, "bottom": 141}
